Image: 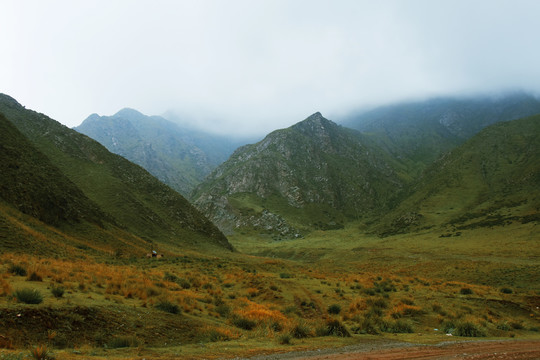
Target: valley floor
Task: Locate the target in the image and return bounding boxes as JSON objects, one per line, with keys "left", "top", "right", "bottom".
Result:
{"left": 0, "top": 222, "right": 539, "bottom": 359}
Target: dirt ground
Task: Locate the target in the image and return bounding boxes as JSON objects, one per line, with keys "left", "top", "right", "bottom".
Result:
{"left": 252, "top": 340, "right": 540, "bottom": 360}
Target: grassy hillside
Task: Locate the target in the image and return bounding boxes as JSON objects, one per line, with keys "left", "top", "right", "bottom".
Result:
{"left": 0, "top": 113, "right": 108, "bottom": 228}
{"left": 374, "top": 115, "right": 540, "bottom": 236}
{"left": 0, "top": 94, "right": 232, "bottom": 253}
{"left": 342, "top": 93, "right": 540, "bottom": 177}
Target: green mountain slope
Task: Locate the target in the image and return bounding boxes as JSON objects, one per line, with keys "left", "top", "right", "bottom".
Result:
{"left": 0, "top": 94, "right": 232, "bottom": 253}
{"left": 192, "top": 112, "right": 405, "bottom": 238}
{"left": 342, "top": 93, "right": 540, "bottom": 177}
{"left": 376, "top": 114, "right": 540, "bottom": 236}
{"left": 0, "top": 112, "right": 109, "bottom": 228}
{"left": 74, "top": 109, "right": 242, "bottom": 195}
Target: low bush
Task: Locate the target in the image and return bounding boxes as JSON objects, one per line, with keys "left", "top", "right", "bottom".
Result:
{"left": 290, "top": 322, "right": 311, "bottom": 338}
{"left": 278, "top": 333, "right": 292, "bottom": 345}
{"left": 442, "top": 320, "right": 456, "bottom": 333}
{"left": 155, "top": 300, "right": 180, "bottom": 314}
{"left": 510, "top": 321, "right": 524, "bottom": 330}
{"left": 14, "top": 288, "right": 43, "bottom": 304}
{"left": 30, "top": 345, "right": 52, "bottom": 360}
{"left": 51, "top": 286, "right": 65, "bottom": 298}
{"left": 232, "top": 316, "right": 256, "bottom": 330}
{"left": 27, "top": 272, "right": 43, "bottom": 282}
{"left": 351, "top": 316, "right": 380, "bottom": 335}
{"left": 460, "top": 287, "right": 473, "bottom": 295}
{"left": 204, "top": 328, "right": 232, "bottom": 342}
{"left": 380, "top": 319, "right": 414, "bottom": 333}
{"left": 454, "top": 321, "right": 485, "bottom": 337}
{"left": 163, "top": 272, "right": 178, "bottom": 282}
{"left": 367, "top": 297, "right": 388, "bottom": 309}
{"left": 215, "top": 303, "right": 231, "bottom": 318}
{"left": 500, "top": 287, "right": 513, "bottom": 294}
{"left": 279, "top": 273, "right": 292, "bottom": 279}
{"left": 107, "top": 336, "right": 138, "bottom": 348}
{"left": 8, "top": 265, "right": 27, "bottom": 276}
{"left": 327, "top": 304, "right": 341, "bottom": 315}
{"left": 317, "top": 319, "right": 351, "bottom": 337}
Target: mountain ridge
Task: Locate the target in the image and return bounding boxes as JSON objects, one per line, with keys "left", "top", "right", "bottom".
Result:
{"left": 75, "top": 109, "right": 244, "bottom": 195}
{"left": 0, "top": 93, "right": 233, "bottom": 254}
{"left": 341, "top": 92, "right": 540, "bottom": 177}
{"left": 192, "top": 112, "right": 405, "bottom": 237}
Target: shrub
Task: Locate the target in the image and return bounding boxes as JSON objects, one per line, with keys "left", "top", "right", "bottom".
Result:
{"left": 510, "top": 321, "right": 524, "bottom": 330}
{"left": 155, "top": 300, "right": 180, "bottom": 314}
{"left": 351, "top": 317, "right": 380, "bottom": 335}
{"left": 177, "top": 278, "right": 191, "bottom": 289}
{"left": 279, "top": 273, "right": 292, "bottom": 279}
{"left": 51, "top": 286, "right": 65, "bottom": 298}
{"left": 163, "top": 272, "right": 178, "bottom": 282}
{"left": 270, "top": 321, "right": 283, "bottom": 332}
{"left": 442, "top": 320, "right": 456, "bottom": 334}
{"left": 500, "top": 287, "right": 513, "bottom": 294}
{"left": 327, "top": 304, "right": 342, "bottom": 315}
{"left": 460, "top": 288, "right": 473, "bottom": 295}
{"left": 8, "top": 265, "right": 27, "bottom": 276}
{"left": 497, "top": 322, "right": 511, "bottom": 331}
{"left": 107, "top": 336, "right": 138, "bottom": 348}
{"left": 215, "top": 303, "right": 231, "bottom": 318}
{"left": 232, "top": 317, "right": 256, "bottom": 330}
{"left": 278, "top": 333, "right": 292, "bottom": 345}
{"left": 15, "top": 288, "right": 43, "bottom": 304}
{"left": 380, "top": 319, "right": 414, "bottom": 333}
{"left": 367, "top": 297, "right": 388, "bottom": 309}
{"left": 290, "top": 322, "right": 311, "bottom": 338}
{"left": 319, "top": 319, "right": 351, "bottom": 337}
{"left": 454, "top": 322, "right": 485, "bottom": 337}
{"left": 204, "top": 328, "right": 232, "bottom": 342}
{"left": 29, "top": 345, "right": 51, "bottom": 360}
{"left": 27, "top": 272, "right": 43, "bottom": 282}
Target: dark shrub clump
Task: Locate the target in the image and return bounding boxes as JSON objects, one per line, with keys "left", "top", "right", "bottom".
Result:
{"left": 327, "top": 304, "right": 342, "bottom": 315}
{"left": 14, "top": 288, "right": 43, "bottom": 304}
{"left": 8, "top": 264, "right": 27, "bottom": 276}
{"left": 155, "top": 300, "right": 180, "bottom": 314}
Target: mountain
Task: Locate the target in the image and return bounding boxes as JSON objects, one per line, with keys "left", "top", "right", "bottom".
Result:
{"left": 376, "top": 114, "right": 540, "bottom": 236}
{"left": 192, "top": 112, "right": 405, "bottom": 238}
{"left": 75, "top": 109, "right": 245, "bottom": 195}
{"left": 341, "top": 92, "right": 540, "bottom": 177}
{"left": 0, "top": 94, "right": 233, "bottom": 254}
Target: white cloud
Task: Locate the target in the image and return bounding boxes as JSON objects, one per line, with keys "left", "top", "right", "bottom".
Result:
{"left": 1, "top": 0, "right": 539, "bottom": 136}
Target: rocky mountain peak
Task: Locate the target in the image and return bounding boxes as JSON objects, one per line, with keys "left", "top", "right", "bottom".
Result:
{"left": 114, "top": 108, "right": 146, "bottom": 121}
{"left": 290, "top": 112, "right": 341, "bottom": 143}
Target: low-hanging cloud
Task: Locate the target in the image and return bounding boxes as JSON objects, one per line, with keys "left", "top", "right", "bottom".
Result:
{"left": 1, "top": 0, "right": 539, "bottom": 136}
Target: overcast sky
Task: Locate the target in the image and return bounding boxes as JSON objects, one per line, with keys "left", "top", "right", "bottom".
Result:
{"left": 2, "top": 0, "right": 540, "bottom": 136}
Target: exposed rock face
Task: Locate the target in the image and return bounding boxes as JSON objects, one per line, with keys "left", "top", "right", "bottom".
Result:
{"left": 193, "top": 112, "right": 404, "bottom": 238}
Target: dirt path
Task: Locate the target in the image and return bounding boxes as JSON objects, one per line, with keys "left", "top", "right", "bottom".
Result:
{"left": 250, "top": 340, "right": 540, "bottom": 360}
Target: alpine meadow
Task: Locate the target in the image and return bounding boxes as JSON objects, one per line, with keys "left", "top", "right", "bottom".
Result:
{"left": 2, "top": 1, "right": 540, "bottom": 359}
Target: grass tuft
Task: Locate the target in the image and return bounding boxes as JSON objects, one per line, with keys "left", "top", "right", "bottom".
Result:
{"left": 8, "top": 265, "right": 27, "bottom": 276}
{"left": 327, "top": 304, "right": 341, "bottom": 315}
{"left": 14, "top": 288, "right": 43, "bottom": 304}
{"left": 29, "top": 345, "right": 52, "bottom": 360}
{"left": 50, "top": 286, "right": 65, "bottom": 298}
{"left": 107, "top": 336, "right": 138, "bottom": 348}
{"left": 155, "top": 300, "right": 180, "bottom": 314}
